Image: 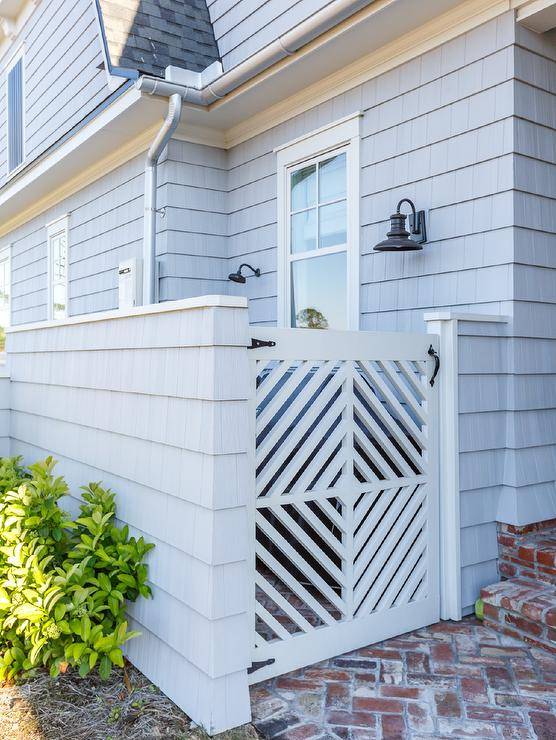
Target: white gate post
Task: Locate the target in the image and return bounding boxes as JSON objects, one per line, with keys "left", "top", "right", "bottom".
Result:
{"left": 424, "top": 313, "right": 462, "bottom": 621}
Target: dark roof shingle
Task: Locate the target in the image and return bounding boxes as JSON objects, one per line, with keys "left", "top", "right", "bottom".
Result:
{"left": 98, "top": 0, "right": 220, "bottom": 77}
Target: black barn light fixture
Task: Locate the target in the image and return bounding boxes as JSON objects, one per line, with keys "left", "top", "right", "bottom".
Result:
{"left": 374, "top": 198, "right": 427, "bottom": 252}
{"left": 228, "top": 263, "right": 261, "bottom": 283}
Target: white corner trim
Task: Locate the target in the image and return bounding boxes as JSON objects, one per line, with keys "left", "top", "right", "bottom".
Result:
{"left": 6, "top": 294, "right": 249, "bottom": 333}
{"left": 423, "top": 312, "right": 510, "bottom": 323}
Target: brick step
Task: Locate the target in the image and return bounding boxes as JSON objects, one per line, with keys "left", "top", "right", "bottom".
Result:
{"left": 481, "top": 577, "right": 556, "bottom": 654}
{"left": 497, "top": 520, "right": 556, "bottom": 585}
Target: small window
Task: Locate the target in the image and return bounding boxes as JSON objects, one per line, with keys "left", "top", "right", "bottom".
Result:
{"left": 277, "top": 115, "right": 360, "bottom": 330}
{"left": 7, "top": 52, "right": 24, "bottom": 173}
{"left": 47, "top": 216, "right": 69, "bottom": 320}
{"left": 0, "top": 250, "right": 10, "bottom": 352}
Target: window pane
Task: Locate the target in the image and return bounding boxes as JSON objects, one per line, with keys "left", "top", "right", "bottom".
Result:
{"left": 319, "top": 153, "right": 346, "bottom": 203}
{"left": 319, "top": 200, "right": 347, "bottom": 249}
{"left": 291, "top": 164, "right": 316, "bottom": 211}
{"left": 52, "top": 283, "right": 66, "bottom": 320}
{"left": 0, "top": 259, "right": 9, "bottom": 352}
{"left": 291, "top": 208, "right": 317, "bottom": 254}
{"left": 291, "top": 252, "right": 347, "bottom": 330}
{"left": 52, "top": 234, "right": 66, "bottom": 281}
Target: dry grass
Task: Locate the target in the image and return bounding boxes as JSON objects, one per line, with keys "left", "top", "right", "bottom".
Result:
{"left": 0, "top": 663, "right": 259, "bottom": 740}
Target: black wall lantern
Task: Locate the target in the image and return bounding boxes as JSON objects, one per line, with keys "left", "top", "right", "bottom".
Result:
{"left": 228, "top": 263, "right": 261, "bottom": 283}
{"left": 374, "top": 198, "right": 427, "bottom": 252}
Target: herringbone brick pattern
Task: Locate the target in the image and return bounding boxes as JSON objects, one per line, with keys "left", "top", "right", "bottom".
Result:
{"left": 250, "top": 617, "right": 556, "bottom": 739}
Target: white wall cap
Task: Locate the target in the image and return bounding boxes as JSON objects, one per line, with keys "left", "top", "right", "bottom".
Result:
{"left": 6, "top": 295, "right": 248, "bottom": 334}
{"left": 423, "top": 311, "right": 510, "bottom": 323}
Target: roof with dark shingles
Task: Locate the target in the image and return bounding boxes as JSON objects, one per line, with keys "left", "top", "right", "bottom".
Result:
{"left": 98, "top": 0, "right": 220, "bottom": 77}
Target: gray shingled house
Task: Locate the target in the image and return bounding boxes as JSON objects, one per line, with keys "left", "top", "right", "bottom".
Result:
{"left": 1, "top": 0, "right": 556, "bottom": 733}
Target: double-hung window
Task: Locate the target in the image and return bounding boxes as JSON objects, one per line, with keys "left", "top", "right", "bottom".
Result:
{"left": 6, "top": 50, "right": 24, "bottom": 174}
{"left": 277, "top": 114, "right": 360, "bottom": 330}
{"left": 47, "top": 216, "right": 69, "bottom": 320}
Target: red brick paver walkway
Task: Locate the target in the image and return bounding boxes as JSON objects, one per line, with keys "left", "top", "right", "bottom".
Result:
{"left": 250, "top": 617, "right": 556, "bottom": 739}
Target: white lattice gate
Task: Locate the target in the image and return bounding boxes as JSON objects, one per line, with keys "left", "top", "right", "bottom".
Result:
{"left": 248, "top": 327, "right": 440, "bottom": 683}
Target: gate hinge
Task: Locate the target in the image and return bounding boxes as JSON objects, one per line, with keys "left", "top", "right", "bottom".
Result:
{"left": 248, "top": 658, "right": 275, "bottom": 675}
{"left": 428, "top": 344, "right": 440, "bottom": 387}
{"left": 249, "top": 338, "right": 276, "bottom": 350}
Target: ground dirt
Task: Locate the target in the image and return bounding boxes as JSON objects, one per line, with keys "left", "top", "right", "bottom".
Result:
{"left": 0, "top": 663, "right": 259, "bottom": 740}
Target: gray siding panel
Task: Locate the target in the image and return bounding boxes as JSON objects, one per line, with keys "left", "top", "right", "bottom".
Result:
{"left": 0, "top": 0, "right": 110, "bottom": 184}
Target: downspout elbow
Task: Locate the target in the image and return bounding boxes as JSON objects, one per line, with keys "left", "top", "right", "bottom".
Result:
{"left": 143, "top": 92, "right": 182, "bottom": 305}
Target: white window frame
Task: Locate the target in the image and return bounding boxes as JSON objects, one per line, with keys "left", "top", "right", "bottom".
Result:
{"left": 46, "top": 215, "right": 69, "bottom": 320}
{"left": 0, "top": 246, "right": 11, "bottom": 332}
{"left": 6, "top": 46, "right": 25, "bottom": 177}
{"left": 276, "top": 113, "right": 361, "bottom": 330}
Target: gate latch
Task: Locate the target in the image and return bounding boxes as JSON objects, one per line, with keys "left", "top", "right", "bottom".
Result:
{"left": 249, "top": 338, "right": 276, "bottom": 350}
{"left": 428, "top": 345, "right": 440, "bottom": 387}
{"left": 248, "top": 658, "right": 276, "bottom": 675}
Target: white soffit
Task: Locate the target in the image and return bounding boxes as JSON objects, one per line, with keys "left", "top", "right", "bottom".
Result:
{"left": 0, "top": 87, "right": 168, "bottom": 234}
{"left": 517, "top": 0, "right": 556, "bottom": 32}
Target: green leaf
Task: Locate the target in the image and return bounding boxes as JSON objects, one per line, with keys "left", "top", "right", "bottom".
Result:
{"left": 109, "top": 649, "right": 124, "bottom": 668}
{"left": 88, "top": 650, "right": 98, "bottom": 670}
{"left": 79, "top": 660, "right": 91, "bottom": 678}
{"left": 81, "top": 615, "right": 91, "bottom": 643}
{"left": 99, "top": 655, "right": 112, "bottom": 680}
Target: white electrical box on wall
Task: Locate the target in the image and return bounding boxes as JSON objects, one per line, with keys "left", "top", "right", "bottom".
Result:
{"left": 118, "top": 258, "right": 142, "bottom": 309}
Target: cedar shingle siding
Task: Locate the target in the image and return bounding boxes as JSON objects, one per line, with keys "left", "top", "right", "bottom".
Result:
{"left": 98, "top": 0, "right": 220, "bottom": 76}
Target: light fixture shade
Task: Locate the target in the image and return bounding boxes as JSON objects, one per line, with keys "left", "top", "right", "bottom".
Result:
{"left": 374, "top": 211, "right": 423, "bottom": 252}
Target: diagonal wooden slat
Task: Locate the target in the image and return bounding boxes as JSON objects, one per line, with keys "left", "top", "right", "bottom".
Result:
{"left": 292, "top": 500, "right": 347, "bottom": 559}
{"left": 397, "top": 360, "right": 427, "bottom": 401}
{"left": 359, "top": 360, "right": 426, "bottom": 448}
{"left": 362, "top": 519, "right": 427, "bottom": 616}
{"left": 353, "top": 392, "right": 415, "bottom": 478}
{"left": 285, "top": 420, "right": 347, "bottom": 498}
{"left": 353, "top": 485, "right": 426, "bottom": 604}
{"left": 354, "top": 425, "right": 399, "bottom": 480}
{"left": 256, "top": 361, "right": 343, "bottom": 463}
{"left": 378, "top": 360, "right": 427, "bottom": 425}
{"left": 355, "top": 495, "right": 427, "bottom": 615}
{"left": 255, "top": 601, "right": 293, "bottom": 641}
{"left": 256, "top": 573, "right": 315, "bottom": 633}
{"left": 256, "top": 360, "right": 298, "bottom": 409}
{"left": 256, "top": 513, "right": 347, "bottom": 614}
{"left": 255, "top": 540, "right": 337, "bottom": 627}
{"left": 353, "top": 486, "right": 409, "bottom": 561}
{"left": 389, "top": 553, "right": 427, "bottom": 609}
{"left": 257, "top": 361, "right": 317, "bottom": 432}
{"left": 353, "top": 372, "right": 425, "bottom": 471}
{"left": 268, "top": 504, "right": 345, "bottom": 583}
{"left": 258, "top": 387, "right": 347, "bottom": 496}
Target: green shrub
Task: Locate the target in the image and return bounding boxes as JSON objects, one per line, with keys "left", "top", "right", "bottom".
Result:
{"left": 0, "top": 457, "right": 154, "bottom": 682}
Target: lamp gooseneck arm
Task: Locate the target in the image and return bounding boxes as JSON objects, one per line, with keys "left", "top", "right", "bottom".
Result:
{"left": 396, "top": 198, "right": 417, "bottom": 217}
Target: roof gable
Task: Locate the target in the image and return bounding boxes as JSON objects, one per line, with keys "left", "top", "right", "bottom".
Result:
{"left": 97, "top": 0, "right": 220, "bottom": 77}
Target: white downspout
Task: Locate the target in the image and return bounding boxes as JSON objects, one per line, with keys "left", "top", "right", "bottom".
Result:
{"left": 143, "top": 92, "right": 182, "bottom": 305}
